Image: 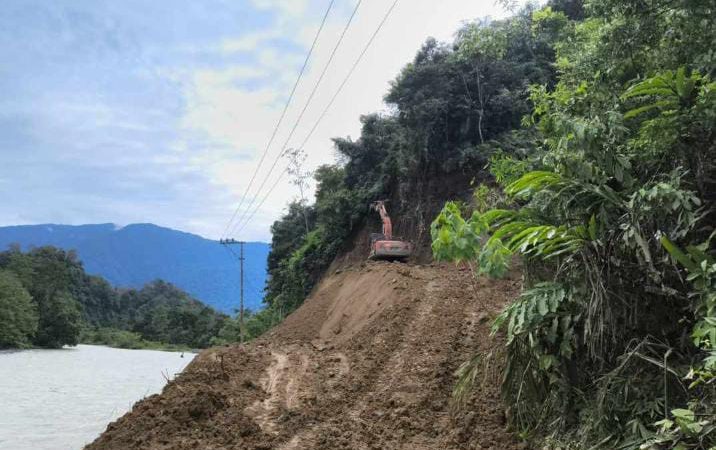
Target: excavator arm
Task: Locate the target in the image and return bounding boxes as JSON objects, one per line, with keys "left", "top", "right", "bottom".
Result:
{"left": 371, "top": 200, "right": 393, "bottom": 240}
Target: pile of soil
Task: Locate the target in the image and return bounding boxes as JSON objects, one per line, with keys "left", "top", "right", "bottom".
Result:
{"left": 86, "top": 261, "right": 523, "bottom": 450}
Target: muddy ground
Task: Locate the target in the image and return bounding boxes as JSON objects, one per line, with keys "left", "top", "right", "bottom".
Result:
{"left": 86, "top": 261, "right": 522, "bottom": 450}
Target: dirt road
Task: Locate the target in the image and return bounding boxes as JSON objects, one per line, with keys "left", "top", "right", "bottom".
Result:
{"left": 86, "top": 262, "right": 522, "bottom": 450}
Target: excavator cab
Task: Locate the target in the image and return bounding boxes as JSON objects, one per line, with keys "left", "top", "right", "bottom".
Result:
{"left": 368, "top": 201, "right": 412, "bottom": 261}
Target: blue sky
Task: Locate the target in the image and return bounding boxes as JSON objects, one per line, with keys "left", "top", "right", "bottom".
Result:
{"left": 0, "top": 0, "right": 521, "bottom": 241}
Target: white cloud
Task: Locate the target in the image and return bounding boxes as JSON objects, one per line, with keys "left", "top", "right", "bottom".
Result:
{"left": 249, "top": 0, "right": 311, "bottom": 18}
{"left": 220, "top": 29, "right": 282, "bottom": 53}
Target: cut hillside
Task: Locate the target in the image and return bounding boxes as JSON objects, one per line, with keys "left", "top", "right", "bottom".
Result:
{"left": 86, "top": 261, "right": 522, "bottom": 450}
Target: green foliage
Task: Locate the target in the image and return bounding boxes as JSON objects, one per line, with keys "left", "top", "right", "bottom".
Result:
{"left": 0, "top": 246, "right": 226, "bottom": 349}
{"left": 0, "top": 270, "right": 38, "bottom": 348}
{"left": 636, "top": 234, "right": 716, "bottom": 449}
{"left": 261, "top": 3, "right": 715, "bottom": 447}
{"left": 432, "top": 202, "right": 483, "bottom": 264}
{"left": 494, "top": 283, "right": 580, "bottom": 430}
{"left": 82, "top": 328, "right": 147, "bottom": 350}
{"left": 211, "top": 306, "right": 286, "bottom": 345}
{"left": 2, "top": 246, "right": 85, "bottom": 348}
{"left": 81, "top": 327, "right": 194, "bottom": 351}
{"left": 118, "top": 280, "right": 227, "bottom": 349}
{"left": 622, "top": 68, "right": 703, "bottom": 119}
{"left": 432, "top": 0, "right": 716, "bottom": 446}
{"left": 34, "top": 290, "right": 82, "bottom": 348}
{"left": 660, "top": 236, "right": 716, "bottom": 351}
{"left": 488, "top": 150, "right": 530, "bottom": 186}
{"left": 647, "top": 407, "right": 716, "bottom": 450}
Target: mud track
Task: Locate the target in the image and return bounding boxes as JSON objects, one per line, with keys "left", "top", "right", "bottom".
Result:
{"left": 86, "top": 262, "right": 522, "bottom": 450}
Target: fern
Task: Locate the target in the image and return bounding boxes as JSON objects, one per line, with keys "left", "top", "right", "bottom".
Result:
{"left": 622, "top": 68, "right": 703, "bottom": 118}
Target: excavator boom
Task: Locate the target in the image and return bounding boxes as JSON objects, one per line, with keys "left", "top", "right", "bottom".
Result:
{"left": 374, "top": 201, "right": 393, "bottom": 239}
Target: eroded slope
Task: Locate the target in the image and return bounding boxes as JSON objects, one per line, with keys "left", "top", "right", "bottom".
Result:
{"left": 86, "top": 262, "right": 521, "bottom": 450}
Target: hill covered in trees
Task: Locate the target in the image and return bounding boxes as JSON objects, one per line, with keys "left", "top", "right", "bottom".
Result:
{"left": 244, "top": 0, "right": 566, "bottom": 337}
{"left": 0, "top": 246, "right": 229, "bottom": 350}
{"left": 247, "top": 0, "right": 714, "bottom": 448}
{"left": 0, "top": 223, "right": 269, "bottom": 313}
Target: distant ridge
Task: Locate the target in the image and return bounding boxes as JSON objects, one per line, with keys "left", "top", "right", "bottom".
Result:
{"left": 0, "top": 223, "right": 269, "bottom": 313}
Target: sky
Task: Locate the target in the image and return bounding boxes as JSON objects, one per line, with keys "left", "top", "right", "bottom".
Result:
{"left": 0, "top": 0, "right": 528, "bottom": 241}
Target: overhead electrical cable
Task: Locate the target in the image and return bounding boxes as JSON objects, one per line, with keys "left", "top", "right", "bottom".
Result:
{"left": 229, "top": 0, "right": 364, "bottom": 238}
{"left": 220, "top": 0, "right": 336, "bottom": 240}
{"left": 295, "top": 0, "right": 401, "bottom": 153}
{"left": 233, "top": 168, "right": 288, "bottom": 237}
{"left": 233, "top": 0, "right": 400, "bottom": 238}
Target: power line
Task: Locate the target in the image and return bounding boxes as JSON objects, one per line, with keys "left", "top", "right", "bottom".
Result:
{"left": 220, "top": 0, "right": 336, "bottom": 240}
{"left": 296, "top": 0, "right": 401, "bottom": 153}
{"left": 228, "top": 0, "right": 363, "bottom": 238}
{"left": 233, "top": 168, "right": 288, "bottom": 237}
{"left": 233, "top": 0, "right": 400, "bottom": 237}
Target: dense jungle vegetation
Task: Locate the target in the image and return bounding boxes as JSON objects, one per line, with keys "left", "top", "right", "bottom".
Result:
{"left": 429, "top": 0, "right": 716, "bottom": 448}
{"left": 238, "top": 0, "right": 715, "bottom": 447}
{"left": 0, "top": 246, "right": 227, "bottom": 350}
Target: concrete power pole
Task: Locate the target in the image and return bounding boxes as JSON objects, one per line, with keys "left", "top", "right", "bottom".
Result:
{"left": 220, "top": 238, "right": 246, "bottom": 343}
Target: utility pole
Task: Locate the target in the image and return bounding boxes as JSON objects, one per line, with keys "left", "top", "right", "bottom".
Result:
{"left": 239, "top": 240, "right": 245, "bottom": 344}
{"left": 220, "top": 238, "right": 246, "bottom": 343}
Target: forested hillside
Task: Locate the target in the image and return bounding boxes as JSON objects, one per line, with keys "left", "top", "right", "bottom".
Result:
{"left": 247, "top": 0, "right": 714, "bottom": 448}
{"left": 0, "top": 223, "right": 269, "bottom": 313}
{"left": 244, "top": 1, "right": 566, "bottom": 337}
{"left": 0, "top": 246, "right": 228, "bottom": 350}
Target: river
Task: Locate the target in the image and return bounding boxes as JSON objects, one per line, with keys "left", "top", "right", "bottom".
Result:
{"left": 0, "top": 344, "right": 195, "bottom": 450}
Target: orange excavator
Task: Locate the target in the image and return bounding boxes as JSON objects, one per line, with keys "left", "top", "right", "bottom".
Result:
{"left": 369, "top": 200, "right": 412, "bottom": 261}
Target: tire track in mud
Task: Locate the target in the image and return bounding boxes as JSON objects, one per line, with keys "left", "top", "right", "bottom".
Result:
{"left": 350, "top": 278, "right": 442, "bottom": 418}
{"left": 302, "top": 268, "right": 481, "bottom": 449}
{"left": 245, "top": 351, "right": 289, "bottom": 434}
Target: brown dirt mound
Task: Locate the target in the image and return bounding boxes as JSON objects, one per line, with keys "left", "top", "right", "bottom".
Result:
{"left": 86, "top": 262, "right": 523, "bottom": 450}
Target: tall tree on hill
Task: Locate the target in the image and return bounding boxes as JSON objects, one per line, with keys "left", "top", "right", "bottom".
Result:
{"left": 284, "top": 147, "right": 313, "bottom": 236}
{"left": 34, "top": 290, "right": 82, "bottom": 348}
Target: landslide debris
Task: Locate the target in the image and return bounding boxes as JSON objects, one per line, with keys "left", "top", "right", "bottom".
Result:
{"left": 86, "top": 262, "right": 522, "bottom": 450}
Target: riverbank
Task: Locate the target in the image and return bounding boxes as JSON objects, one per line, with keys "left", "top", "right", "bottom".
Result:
{"left": 80, "top": 327, "right": 199, "bottom": 352}
{"left": 0, "top": 344, "right": 195, "bottom": 450}
{"left": 1, "top": 331, "right": 199, "bottom": 353}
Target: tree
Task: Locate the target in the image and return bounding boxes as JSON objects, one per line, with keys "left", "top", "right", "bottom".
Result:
{"left": 284, "top": 147, "right": 313, "bottom": 236}
{"left": 34, "top": 290, "right": 82, "bottom": 348}
{"left": 0, "top": 270, "right": 38, "bottom": 348}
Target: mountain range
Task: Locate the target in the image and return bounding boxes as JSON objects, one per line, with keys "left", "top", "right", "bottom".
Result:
{"left": 0, "top": 223, "right": 269, "bottom": 314}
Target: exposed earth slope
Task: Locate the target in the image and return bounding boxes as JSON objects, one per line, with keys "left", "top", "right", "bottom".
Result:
{"left": 87, "top": 261, "right": 522, "bottom": 450}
